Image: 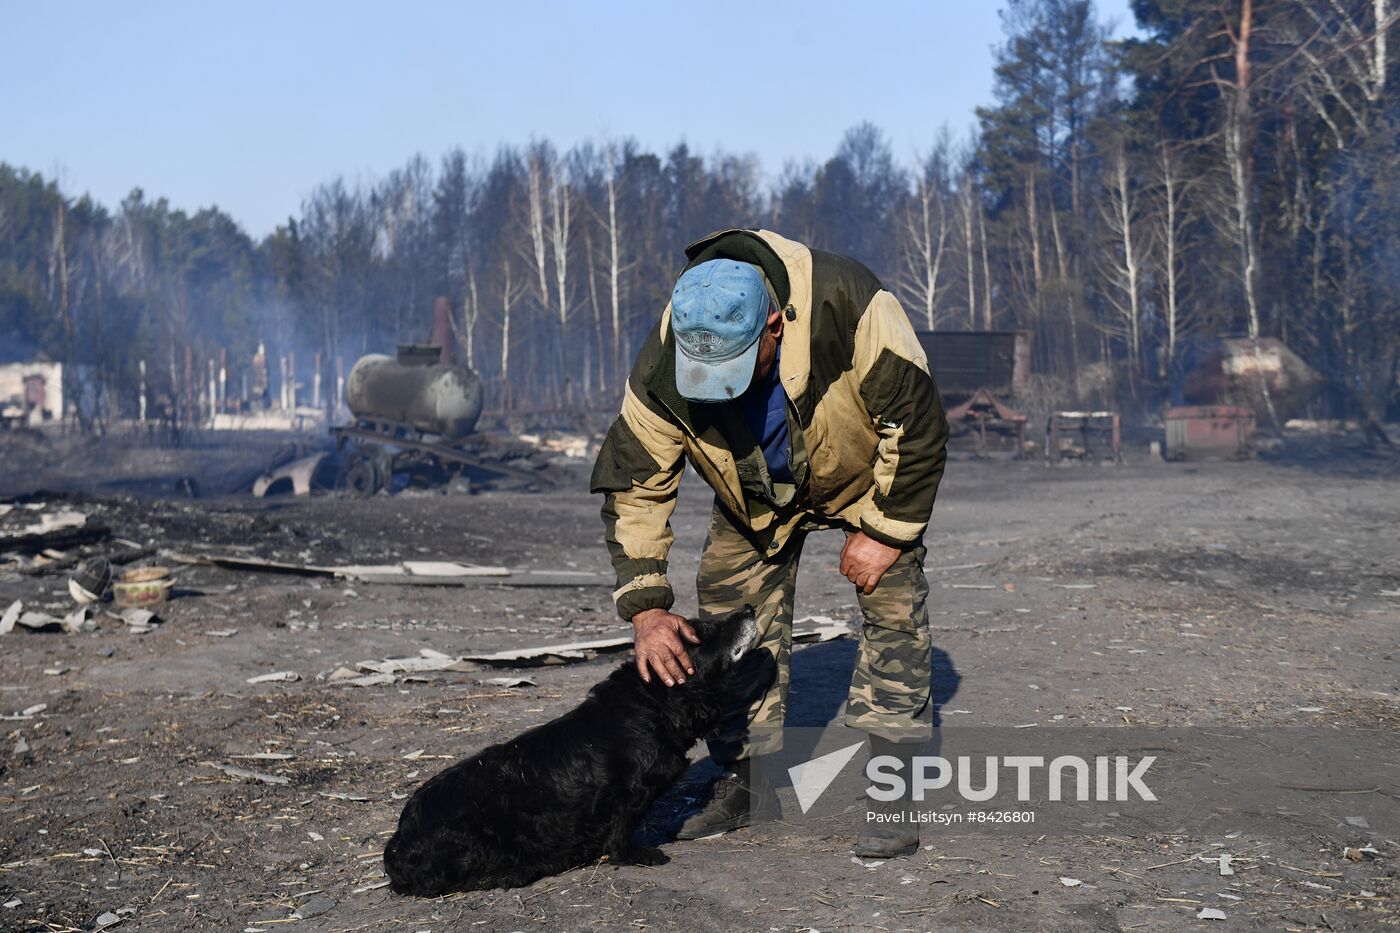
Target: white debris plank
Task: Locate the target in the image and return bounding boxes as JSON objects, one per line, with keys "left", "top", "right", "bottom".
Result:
{"left": 0, "top": 600, "right": 20, "bottom": 635}
{"left": 246, "top": 671, "right": 300, "bottom": 684}
{"left": 402, "top": 561, "right": 509, "bottom": 577}
{"left": 460, "top": 636, "right": 632, "bottom": 664}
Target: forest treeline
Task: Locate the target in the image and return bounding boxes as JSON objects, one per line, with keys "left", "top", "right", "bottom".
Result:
{"left": 2, "top": 0, "right": 1397, "bottom": 427}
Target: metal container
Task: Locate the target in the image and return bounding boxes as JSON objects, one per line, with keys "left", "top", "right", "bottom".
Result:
{"left": 345, "top": 355, "right": 483, "bottom": 438}
{"left": 1165, "top": 406, "right": 1256, "bottom": 460}
{"left": 113, "top": 566, "right": 173, "bottom": 609}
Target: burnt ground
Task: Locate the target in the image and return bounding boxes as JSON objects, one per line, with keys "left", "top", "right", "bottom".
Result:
{"left": 1, "top": 431, "right": 1399, "bottom": 932}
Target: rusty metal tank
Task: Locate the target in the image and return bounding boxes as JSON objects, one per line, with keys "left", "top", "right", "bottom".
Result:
{"left": 345, "top": 350, "right": 483, "bottom": 438}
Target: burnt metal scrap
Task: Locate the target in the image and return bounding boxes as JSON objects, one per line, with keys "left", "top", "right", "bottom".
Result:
{"left": 252, "top": 452, "right": 337, "bottom": 497}
{"left": 1046, "top": 411, "right": 1122, "bottom": 463}
{"left": 330, "top": 421, "right": 554, "bottom": 496}
{"left": 0, "top": 505, "right": 110, "bottom": 556}
{"left": 945, "top": 388, "right": 1029, "bottom": 458}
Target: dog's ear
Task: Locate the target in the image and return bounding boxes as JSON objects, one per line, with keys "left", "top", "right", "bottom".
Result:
{"left": 685, "top": 614, "right": 717, "bottom": 646}
{"left": 691, "top": 606, "right": 753, "bottom": 644}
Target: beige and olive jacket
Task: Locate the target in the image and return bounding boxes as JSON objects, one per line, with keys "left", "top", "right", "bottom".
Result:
{"left": 591, "top": 229, "right": 948, "bottom": 621}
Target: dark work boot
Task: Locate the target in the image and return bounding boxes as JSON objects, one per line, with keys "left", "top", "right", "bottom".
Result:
{"left": 675, "top": 758, "right": 778, "bottom": 840}
{"left": 855, "top": 736, "right": 921, "bottom": 858}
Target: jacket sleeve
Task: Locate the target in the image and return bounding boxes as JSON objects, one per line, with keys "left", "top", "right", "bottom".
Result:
{"left": 590, "top": 381, "right": 686, "bottom": 621}
{"left": 851, "top": 290, "right": 948, "bottom": 547}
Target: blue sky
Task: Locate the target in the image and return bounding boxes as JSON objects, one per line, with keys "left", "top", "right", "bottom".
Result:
{"left": 3, "top": 0, "right": 1138, "bottom": 238}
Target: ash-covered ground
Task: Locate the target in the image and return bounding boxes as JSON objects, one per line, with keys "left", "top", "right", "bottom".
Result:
{"left": 1, "top": 430, "right": 1398, "bottom": 931}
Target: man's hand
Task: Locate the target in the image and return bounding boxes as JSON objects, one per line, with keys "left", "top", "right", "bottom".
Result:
{"left": 631, "top": 608, "right": 701, "bottom": 686}
{"left": 840, "top": 531, "right": 902, "bottom": 594}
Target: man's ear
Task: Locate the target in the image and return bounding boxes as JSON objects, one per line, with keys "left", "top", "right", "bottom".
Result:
{"left": 766, "top": 305, "right": 783, "bottom": 337}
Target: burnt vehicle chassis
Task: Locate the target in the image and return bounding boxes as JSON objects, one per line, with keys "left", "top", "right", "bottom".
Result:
{"left": 331, "top": 417, "right": 552, "bottom": 496}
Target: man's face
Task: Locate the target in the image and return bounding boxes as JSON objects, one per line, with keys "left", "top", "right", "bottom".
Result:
{"left": 751, "top": 306, "right": 785, "bottom": 385}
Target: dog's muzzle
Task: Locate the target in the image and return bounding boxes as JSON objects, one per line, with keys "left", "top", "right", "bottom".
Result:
{"left": 729, "top": 613, "right": 761, "bottom": 662}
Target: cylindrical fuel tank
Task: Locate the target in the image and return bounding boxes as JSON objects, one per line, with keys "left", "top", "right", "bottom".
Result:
{"left": 345, "top": 355, "right": 483, "bottom": 438}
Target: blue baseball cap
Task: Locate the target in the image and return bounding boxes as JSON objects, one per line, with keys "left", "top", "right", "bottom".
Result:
{"left": 670, "top": 259, "right": 772, "bottom": 402}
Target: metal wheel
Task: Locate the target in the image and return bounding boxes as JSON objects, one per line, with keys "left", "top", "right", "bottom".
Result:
{"left": 342, "top": 444, "right": 388, "bottom": 496}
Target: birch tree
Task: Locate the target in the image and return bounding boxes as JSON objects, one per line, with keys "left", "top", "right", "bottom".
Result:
{"left": 497, "top": 257, "right": 526, "bottom": 411}
{"left": 957, "top": 169, "right": 982, "bottom": 328}
{"left": 1151, "top": 142, "right": 1198, "bottom": 380}
{"left": 1212, "top": 0, "right": 1281, "bottom": 428}
{"left": 603, "top": 143, "right": 625, "bottom": 389}
{"left": 548, "top": 160, "right": 574, "bottom": 403}
{"left": 1097, "top": 146, "right": 1147, "bottom": 378}
{"left": 897, "top": 144, "right": 953, "bottom": 329}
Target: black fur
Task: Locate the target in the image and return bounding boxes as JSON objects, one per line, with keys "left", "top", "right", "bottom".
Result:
{"left": 383, "top": 606, "right": 760, "bottom": 895}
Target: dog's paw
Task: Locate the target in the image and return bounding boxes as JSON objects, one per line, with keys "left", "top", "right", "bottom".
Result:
{"left": 613, "top": 846, "right": 669, "bottom": 867}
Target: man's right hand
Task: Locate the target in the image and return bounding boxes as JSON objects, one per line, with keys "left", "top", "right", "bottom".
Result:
{"left": 632, "top": 608, "right": 700, "bottom": 686}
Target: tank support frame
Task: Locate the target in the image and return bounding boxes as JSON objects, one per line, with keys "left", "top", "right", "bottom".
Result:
{"left": 331, "top": 418, "right": 553, "bottom": 494}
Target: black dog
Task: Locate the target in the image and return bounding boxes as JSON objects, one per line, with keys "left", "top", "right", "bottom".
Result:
{"left": 383, "top": 606, "right": 760, "bottom": 895}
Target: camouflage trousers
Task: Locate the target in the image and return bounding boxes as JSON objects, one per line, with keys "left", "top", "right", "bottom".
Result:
{"left": 698, "top": 502, "right": 933, "bottom": 763}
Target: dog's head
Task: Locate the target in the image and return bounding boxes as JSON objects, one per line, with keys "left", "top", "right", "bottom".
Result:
{"left": 633, "top": 605, "right": 771, "bottom": 737}
{"left": 686, "top": 605, "right": 761, "bottom": 680}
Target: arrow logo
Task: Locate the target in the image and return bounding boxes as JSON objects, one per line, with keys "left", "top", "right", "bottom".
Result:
{"left": 787, "top": 741, "right": 865, "bottom": 813}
